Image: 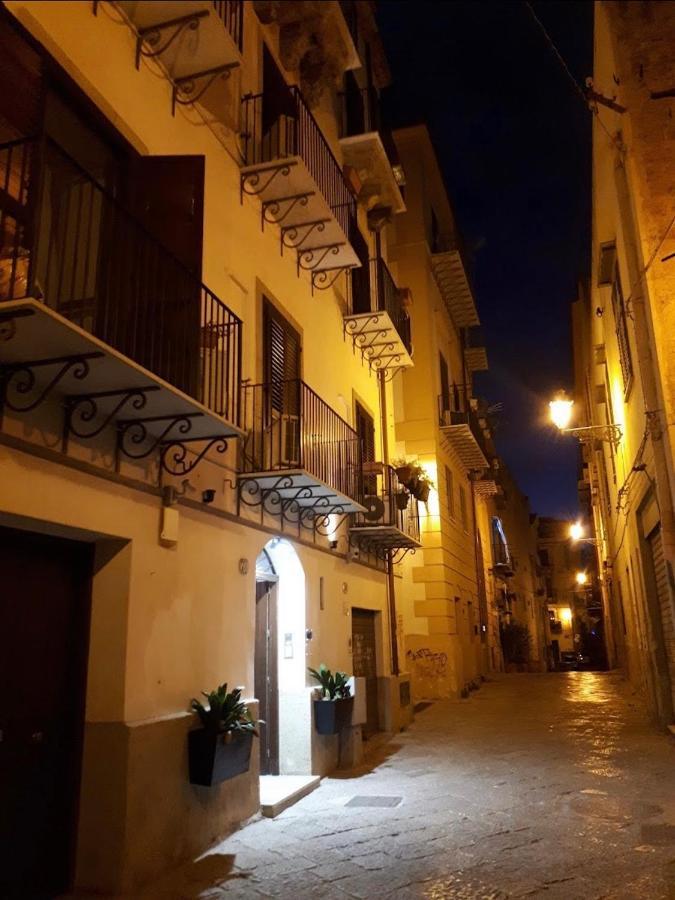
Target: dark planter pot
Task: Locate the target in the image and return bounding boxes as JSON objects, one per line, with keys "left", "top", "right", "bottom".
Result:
{"left": 395, "top": 465, "right": 413, "bottom": 486}
{"left": 414, "top": 482, "right": 431, "bottom": 503}
{"left": 188, "top": 728, "right": 253, "bottom": 787}
{"left": 313, "top": 698, "right": 354, "bottom": 735}
{"left": 395, "top": 491, "right": 410, "bottom": 511}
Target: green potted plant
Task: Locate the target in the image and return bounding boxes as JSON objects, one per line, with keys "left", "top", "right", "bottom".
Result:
{"left": 308, "top": 664, "right": 354, "bottom": 735}
{"left": 393, "top": 460, "right": 434, "bottom": 504}
{"left": 188, "top": 683, "right": 260, "bottom": 786}
{"left": 395, "top": 489, "right": 410, "bottom": 511}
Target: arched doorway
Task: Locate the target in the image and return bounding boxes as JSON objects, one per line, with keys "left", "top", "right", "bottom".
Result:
{"left": 255, "top": 539, "right": 310, "bottom": 776}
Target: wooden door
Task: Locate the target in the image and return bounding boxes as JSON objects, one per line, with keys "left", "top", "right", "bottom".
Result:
{"left": 0, "top": 527, "right": 93, "bottom": 897}
{"left": 352, "top": 608, "right": 379, "bottom": 737}
{"left": 255, "top": 580, "right": 279, "bottom": 775}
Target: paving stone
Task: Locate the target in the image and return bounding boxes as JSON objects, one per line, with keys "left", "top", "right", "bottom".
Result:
{"left": 116, "top": 673, "right": 675, "bottom": 900}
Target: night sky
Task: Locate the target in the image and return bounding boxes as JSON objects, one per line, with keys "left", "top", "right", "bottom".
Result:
{"left": 378, "top": 1, "right": 593, "bottom": 518}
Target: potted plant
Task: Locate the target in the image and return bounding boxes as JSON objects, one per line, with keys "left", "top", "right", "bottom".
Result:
{"left": 392, "top": 460, "right": 434, "bottom": 504}
{"left": 395, "top": 489, "right": 410, "bottom": 511}
{"left": 188, "top": 683, "right": 260, "bottom": 787}
{"left": 308, "top": 664, "right": 354, "bottom": 735}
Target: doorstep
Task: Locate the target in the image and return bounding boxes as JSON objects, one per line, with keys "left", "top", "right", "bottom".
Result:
{"left": 259, "top": 775, "right": 320, "bottom": 818}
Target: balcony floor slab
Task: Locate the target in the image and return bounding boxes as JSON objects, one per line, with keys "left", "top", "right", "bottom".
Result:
{"left": 343, "top": 310, "right": 413, "bottom": 372}
{"left": 439, "top": 423, "right": 488, "bottom": 471}
{"left": 0, "top": 299, "right": 243, "bottom": 441}
{"left": 238, "top": 468, "right": 365, "bottom": 514}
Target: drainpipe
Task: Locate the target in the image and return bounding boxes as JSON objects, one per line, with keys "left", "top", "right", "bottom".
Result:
{"left": 379, "top": 369, "right": 400, "bottom": 676}
{"left": 614, "top": 154, "right": 675, "bottom": 724}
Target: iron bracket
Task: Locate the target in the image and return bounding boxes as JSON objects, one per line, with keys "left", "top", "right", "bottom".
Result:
{"left": 116, "top": 412, "right": 202, "bottom": 466}
{"left": 240, "top": 162, "right": 297, "bottom": 202}
{"left": 160, "top": 435, "right": 229, "bottom": 476}
{"left": 172, "top": 62, "right": 239, "bottom": 116}
{"left": 136, "top": 11, "right": 208, "bottom": 69}
{"left": 0, "top": 352, "right": 102, "bottom": 416}
{"left": 261, "top": 192, "right": 313, "bottom": 229}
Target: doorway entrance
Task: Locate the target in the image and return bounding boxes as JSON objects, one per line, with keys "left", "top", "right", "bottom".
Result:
{"left": 0, "top": 526, "right": 93, "bottom": 897}
{"left": 352, "top": 608, "right": 380, "bottom": 737}
{"left": 255, "top": 553, "right": 279, "bottom": 775}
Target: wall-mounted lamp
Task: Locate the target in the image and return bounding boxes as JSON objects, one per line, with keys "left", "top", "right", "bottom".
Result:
{"left": 549, "top": 393, "right": 622, "bottom": 444}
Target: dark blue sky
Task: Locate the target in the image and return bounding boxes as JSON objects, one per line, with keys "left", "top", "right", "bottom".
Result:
{"left": 378, "top": 1, "right": 593, "bottom": 518}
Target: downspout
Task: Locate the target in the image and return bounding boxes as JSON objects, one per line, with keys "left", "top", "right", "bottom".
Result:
{"left": 375, "top": 233, "right": 400, "bottom": 676}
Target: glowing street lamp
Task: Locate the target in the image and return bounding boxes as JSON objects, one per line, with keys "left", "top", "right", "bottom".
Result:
{"left": 575, "top": 571, "right": 588, "bottom": 586}
{"left": 549, "top": 392, "right": 622, "bottom": 445}
{"left": 569, "top": 521, "right": 584, "bottom": 541}
{"left": 560, "top": 607, "right": 573, "bottom": 623}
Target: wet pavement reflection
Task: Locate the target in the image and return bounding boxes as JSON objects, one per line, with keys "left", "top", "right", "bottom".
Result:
{"left": 142, "top": 673, "right": 675, "bottom": 900}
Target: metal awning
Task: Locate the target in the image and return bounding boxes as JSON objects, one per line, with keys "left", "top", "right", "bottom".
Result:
{"left": 339, "top": 132, "right": 405, "bottom": 215}
{"left": 439, "top": 413, "right": 488, "bottom": 472}
{"left": 430, "top": 250, "right": 479, "bottom": 328}
{"left": 0, "top": 299, "right": 243, "bottom": 474}
{"left": 240, "top": 157, "right": 360, "bottom": 278}
{"left": 472, "top": 478, "right": 499, "bottom": 497}
{"left": 343, "top": 309, "right": 413, "bottom": 374}
{"left": 113, "top": 1, "right": 243, "bottom": 114}
{"left": 349, "top": 524, "right": 421, "bottom": 551}
{"left": 238, "top": 469, "right": 365, "bottom": 528}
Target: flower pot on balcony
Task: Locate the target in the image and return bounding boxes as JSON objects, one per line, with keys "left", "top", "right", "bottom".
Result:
{"left": 313, "top": 698, "right": 354, "bottom": 736}
{"left": 188, "top": 729, "right": 253, "bottom": 787}
{"left": 395, "top": 490, "right": 410, "bottom": 511}
{"left": 414, "top": 482, "right": 431, "bottom": 503}
{"left": 395, "top": 465, "right": 413, "bottom": 486}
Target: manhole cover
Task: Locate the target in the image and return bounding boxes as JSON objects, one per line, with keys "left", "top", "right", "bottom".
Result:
{"left": 345, "top": 796, "right": 402, "bottom": 808}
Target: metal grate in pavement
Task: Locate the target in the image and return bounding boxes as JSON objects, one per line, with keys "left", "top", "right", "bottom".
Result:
{"left": 345, "top": 795, "right": 402, "bottom": 808}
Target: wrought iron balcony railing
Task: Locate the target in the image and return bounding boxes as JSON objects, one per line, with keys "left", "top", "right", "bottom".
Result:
{"left": 372, "top": 257, "right": 411, "bottom": 355}
{"left": 0, "top": 136, "right": 242, "bottom": 425}
{"left": 213, "top": 0, "right": 244, "bottom": 53}
{"left": 352, "top": 463, "right": 420, "bottom": 545}
{"left": 240, "top": 379, "right": 363, "bottom": 505}
{"left": 438, "top": 392, "right": 490, "bottom": 471}
{"left": 241, "top": 86, "right": 357, "bottom": 241}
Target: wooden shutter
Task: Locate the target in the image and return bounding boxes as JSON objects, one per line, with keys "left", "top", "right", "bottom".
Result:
{"left": 648, "top": 527, "right": 675, "bottom": 705}
{"left": 439, "top": 353, "right": 450, "bottom": 413}
{"left": 263, "top": 301, "right": 301, "bottom": 414}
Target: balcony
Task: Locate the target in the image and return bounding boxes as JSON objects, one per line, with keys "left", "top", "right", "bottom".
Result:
{"left": 240, "top": 87, "right": 360, "bottom": 288}
{"left": 463, "top": 325, "right": 488, "bottom": 373}
{"left": 339, "top": 82, "right": 405, "bottom": 218}
{"left": 252, "top": 2, "right": 360, "bottom": 74}
{"left": 472, "top": 473, "right": 499, "bottom": 497}
{"left": 430, "top": 234, "right": 480, "bottom": 330}
{"left": 349, "top": 463, "right": 421, "bottom": 561}
{"left": 112, "top": 1, "right": 243, "bottom": 115}
{"left": 238, "top": 379, "right": 365, "bottom": 528}
{"left": 0, "top": 137, "right": 243, "bottom": 469}
{"left": 438, "top": 394, "right": 489, "bottom": 472}
{"left": 344, "top": 256, "right": 413, "bottom": 374}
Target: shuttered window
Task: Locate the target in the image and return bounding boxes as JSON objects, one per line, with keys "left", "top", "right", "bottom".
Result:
{"left": 459, "top": 484, "right": 467, "bottom": 531}
{"left": 263, "top": 300, "right": 301, "bottom": 415}
{"left": 439, "top": 352, "right": 450, "bottom": 414}
{"left": 355, "top": 401, "right": 375, "bottom": 464}
{"left": 611, "top": 264, "right": 633, "bottom": 391}
{"left": 445, "top": 465, "right": 454, "bottom": 518}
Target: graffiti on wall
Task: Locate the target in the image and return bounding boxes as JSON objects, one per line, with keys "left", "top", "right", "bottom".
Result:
{"left": 406, "top": 647, "right": 448, "bottom": 678}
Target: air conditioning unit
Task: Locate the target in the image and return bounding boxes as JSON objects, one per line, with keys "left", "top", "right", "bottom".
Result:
{"left": 265, "top": 414, "right": 300, "bottom": 469}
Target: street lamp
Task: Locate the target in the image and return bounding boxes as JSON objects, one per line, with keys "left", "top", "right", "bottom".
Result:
{"left": 569, "top": 520, "right": 599, "bottom": 545}
{"left": 548, "top": 393, "right": 622, "bottom": 444}
{"left": 575, "top": 571, "right": 588, "bottom": 586}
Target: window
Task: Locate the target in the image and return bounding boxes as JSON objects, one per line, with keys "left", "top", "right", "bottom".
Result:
{"left": 439, "top": 352, "right": 450, "bottom": 417}
{"left": 355, "top": 401, "right": 376, "bottom": 495}
{"left": 459, "top": 484, "right": 468, "bottom": 531}
{"left": 445, "top": 465, "right": 454, "bottom": 518}
{"left": 263, "top": 300, "right": 301, "bottom": 415}
{"left": 491, "top": 516, "right": 510, "bottom": 566}
{"left": 610, "top": 264, "right": 633, "bottom": 390}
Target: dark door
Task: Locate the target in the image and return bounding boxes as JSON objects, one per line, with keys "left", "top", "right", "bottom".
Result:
{"left": 255, "top": 580, "right": 279, "bottom": 775}
{"left": 352, "top": 608, "right": 379, "bottom": 737}
{"left": 262, "top": 44, "right": 295, "bottom": 158}
{"left": 350, "top": 224, "right": 371, "bottom": 314}
{"left": 0, "top": 527, "right": 93, "bottom": 897}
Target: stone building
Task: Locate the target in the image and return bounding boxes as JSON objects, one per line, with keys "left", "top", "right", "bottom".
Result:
{"left": 572, "top": 1, "right": 675, "bottom": 724}
{"left": 0, "top": 1, "right": 422, "bottom": 893}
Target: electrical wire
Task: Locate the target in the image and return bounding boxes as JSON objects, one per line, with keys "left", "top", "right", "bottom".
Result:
{"left": 523, "top": 1, "right": 675, "bottom": 304}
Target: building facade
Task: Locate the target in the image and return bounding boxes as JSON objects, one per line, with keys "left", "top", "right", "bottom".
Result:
{"left": 573, "top": 1, "right": 675, "bottom": 725}
{"left": 0, "top": 1, "right": 423, "bottom": 893}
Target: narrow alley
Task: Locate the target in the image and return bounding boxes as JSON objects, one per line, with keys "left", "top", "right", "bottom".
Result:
{"left": 144, "top": 673, "right": 675, "bottom": 900}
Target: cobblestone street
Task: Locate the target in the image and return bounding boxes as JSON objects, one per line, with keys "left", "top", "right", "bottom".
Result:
{"left": 139, "top": 673, "right": 675, "bottom": 899}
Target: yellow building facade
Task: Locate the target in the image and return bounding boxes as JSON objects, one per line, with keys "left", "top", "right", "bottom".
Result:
{"left": 0, "top": 1, "right": 422, "bottom": 893}
{"left": 573, "top": 1, "right": 675, "bottom": 726}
